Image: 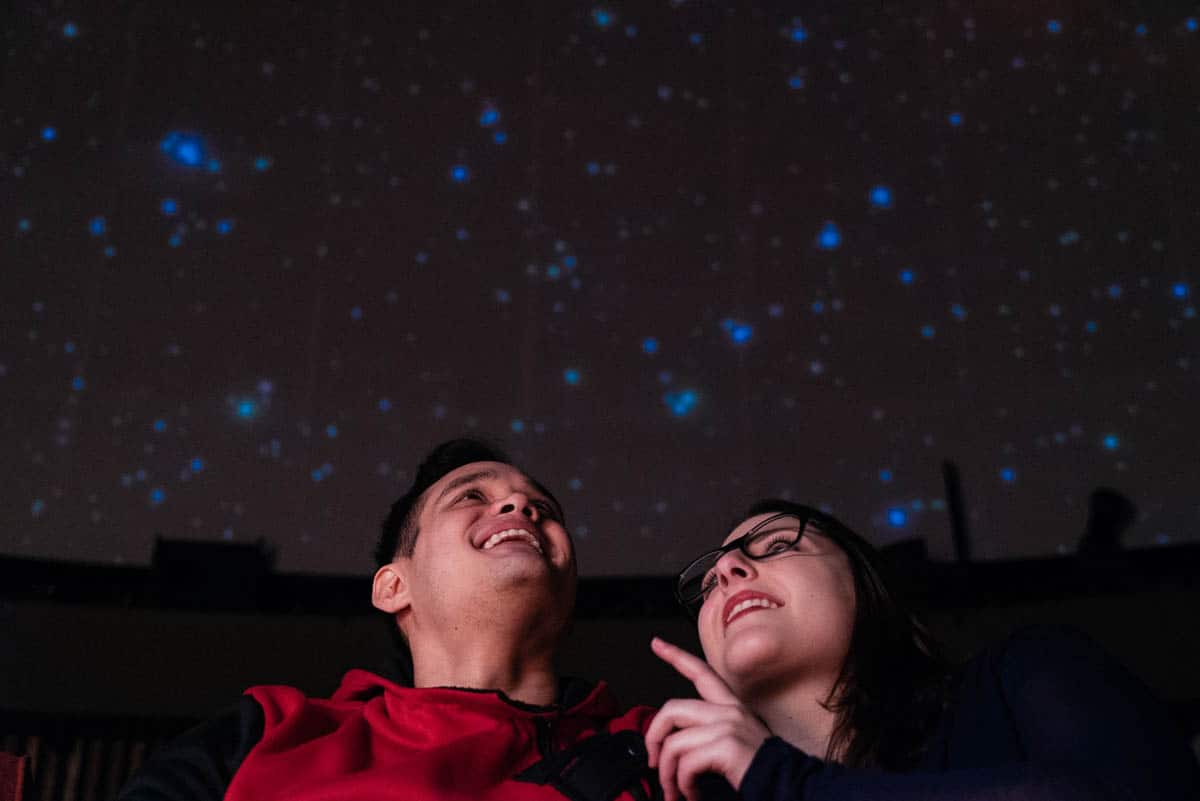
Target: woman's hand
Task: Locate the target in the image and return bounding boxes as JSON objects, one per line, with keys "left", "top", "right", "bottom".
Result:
{"left": 645, "top": 637, "right": 771, "bottom": 801}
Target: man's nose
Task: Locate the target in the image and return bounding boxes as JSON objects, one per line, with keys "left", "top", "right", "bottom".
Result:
{"left": 497, "top": 493, "right": 536, "bottom": 520}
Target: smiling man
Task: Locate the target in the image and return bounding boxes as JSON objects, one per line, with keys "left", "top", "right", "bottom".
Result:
{"left": 119, "top": 438, "right": 658, "bottom": 801}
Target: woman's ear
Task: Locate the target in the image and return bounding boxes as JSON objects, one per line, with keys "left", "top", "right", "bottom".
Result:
{"left": 372, "top": 562, "right": 411, "bottom": 614}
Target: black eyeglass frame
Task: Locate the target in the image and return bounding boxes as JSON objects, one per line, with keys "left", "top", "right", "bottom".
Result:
{"left": 673, "top": 508, "right": 843, "bottom": 617}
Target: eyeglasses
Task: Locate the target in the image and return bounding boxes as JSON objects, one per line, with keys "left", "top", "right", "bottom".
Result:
{"left": 674, "top": 511, "right": 831, "bottom": 617}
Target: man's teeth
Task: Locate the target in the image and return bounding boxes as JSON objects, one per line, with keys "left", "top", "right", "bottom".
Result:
{"left": 481, "top": 529, "right": 543, "bottom": 553}
{"left": 726, "top": 597, "right": 779, "bottom": 622}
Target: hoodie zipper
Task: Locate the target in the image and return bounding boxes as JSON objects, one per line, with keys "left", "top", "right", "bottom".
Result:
{"left": 534, "top": 716, "right": 555, "bottom": 756}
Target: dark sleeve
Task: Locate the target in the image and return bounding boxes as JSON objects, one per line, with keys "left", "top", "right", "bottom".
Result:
{"left": 739, "top": 627, "right": 1200, "bottom": 801}
{"left": 116, "top": 696, "right": 264, "bottom": 801}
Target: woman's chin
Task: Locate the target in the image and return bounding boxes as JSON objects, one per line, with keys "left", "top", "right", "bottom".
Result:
{"left": 718, "top": 625, "right": 792, "bottom": 689}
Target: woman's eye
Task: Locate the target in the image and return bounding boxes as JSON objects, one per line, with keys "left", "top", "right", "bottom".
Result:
{"left": 764, "top": 537, "right": 793, "bottom": 554}
{"left": 700, "top": 571, "right": 719, "bottom": 594}
{"left": 459, "top": 489, "right": 486, "bottom": 502}
{"left": 533, "top": 501, "right": 557, "bottom": 519}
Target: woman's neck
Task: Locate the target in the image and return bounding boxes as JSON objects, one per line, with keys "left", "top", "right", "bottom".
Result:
{"left": 748, "top": 674, "right": 843, "bottom": 761}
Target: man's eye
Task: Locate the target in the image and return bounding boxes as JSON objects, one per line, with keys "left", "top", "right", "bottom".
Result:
{"left": 458, "top": 489, "right": 486, "bottom": 502}
{"left": 533, "top": 501, "right": 558, "bottom": 519}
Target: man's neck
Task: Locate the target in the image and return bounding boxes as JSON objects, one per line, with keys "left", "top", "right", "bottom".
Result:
{"left": 408, "top": 618, "right": 563, "bottom": 706}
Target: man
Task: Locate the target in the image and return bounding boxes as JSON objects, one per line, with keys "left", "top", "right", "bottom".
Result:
{"left": 119, "top": 438, "right": 658, "bottom": 801}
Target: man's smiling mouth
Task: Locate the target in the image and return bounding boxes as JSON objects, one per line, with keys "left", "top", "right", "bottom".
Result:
{"left": 480, "top": 528, "right": 543, "bottom": 554}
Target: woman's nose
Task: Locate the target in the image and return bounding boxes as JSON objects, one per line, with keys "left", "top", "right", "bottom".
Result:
{"left": 716, "top": 550, "right": 756, "bottom": 586}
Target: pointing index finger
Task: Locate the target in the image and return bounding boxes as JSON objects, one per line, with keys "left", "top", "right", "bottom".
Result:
{"left": 651, "top": 637, "right": 738, "bottom": 704}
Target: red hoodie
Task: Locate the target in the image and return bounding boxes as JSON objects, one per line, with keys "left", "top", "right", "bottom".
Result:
{"left": 226, "top": 669, "right": 657, "bottom": 801}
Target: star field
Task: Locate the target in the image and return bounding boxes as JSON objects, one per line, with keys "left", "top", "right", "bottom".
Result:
{"left": 2, "top": 2, "right": 1199, "bottom": 575}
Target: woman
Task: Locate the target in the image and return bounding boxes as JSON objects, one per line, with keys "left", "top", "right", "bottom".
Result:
{"left": 645, "top": 500, "right": 1199, "bottom": 801}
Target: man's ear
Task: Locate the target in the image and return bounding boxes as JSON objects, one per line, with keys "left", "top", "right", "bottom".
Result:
{"left": 372, "top": 561, "right": 412, "bottom": 614}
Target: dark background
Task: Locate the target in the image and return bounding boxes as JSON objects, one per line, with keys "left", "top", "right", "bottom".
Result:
{"left": 3, "top": 1, "right": 1199, "bottom": 577}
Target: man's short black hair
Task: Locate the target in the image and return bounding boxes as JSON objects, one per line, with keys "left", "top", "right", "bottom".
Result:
{"left": 374, "top": 438, "right": 514, "bottom": 567}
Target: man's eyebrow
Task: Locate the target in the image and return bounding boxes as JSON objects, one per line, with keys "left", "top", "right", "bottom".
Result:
{"left": 435, "top": 469, "right": 499, "bottom": 505}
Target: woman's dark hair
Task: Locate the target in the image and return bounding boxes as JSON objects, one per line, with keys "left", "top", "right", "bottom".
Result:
{"left": 743, "top": 499, "right": 953, "bottom": 770}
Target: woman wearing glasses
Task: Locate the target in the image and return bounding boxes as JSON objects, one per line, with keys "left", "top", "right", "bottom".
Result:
{"left": 645, "top": 500, "right": 1198, "bottom": 801}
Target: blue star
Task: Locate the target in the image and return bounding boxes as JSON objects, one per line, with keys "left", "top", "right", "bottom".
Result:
{"left": 563, "top": 368, "right": 581, "bottom": 385}
{"left": 1171, "top": 282, "right": 1188, "bottom": 299}
{"left": 642, "top": 337, "right": 659, "bottom": 355}
{"left": 160, "top": 131, "right": 206, "bottom": 168}
{"left": 325, "top": 424, "right": 338, "bottom": 438}
{"left": 787, "top": 75, "right": 805, "bottom": 90}
{"left": 234, "top": 398, "right": 257, "bottom": 419}
{"left": 591, "top": 8, "right": 615, "bottom": 29}
{"left": 1187, "top": 18, "right": 1198, "bottom": 32}
{"left": 160, "top": 198, "right": 178, "bottom": 215}
{"left": 493, "top": 131, "right": 508, "bottom": 144}
{"left": 879, "top": 469, "right": 893, "bottom": 483}
{"left": 816, "top": 221, "right": 841, "bottom": 250}
{"left": 948, "top": 111, "right": 964, "bottom": 127}
{"left": 149, "top": 487, "right": 166, "bottom": 506}
{"left": 886, "top": 507, "right": 908, "bottom": 528}
{"left": 479, "top": 107, "right": 500, "bottom": 127}
{"left": 1047, "top": 19, "right": 1062, "bottom": 34}
{"left": 790, "top": 26, "right": 807, "bottom": 42}
{"left": 88, "top": 216, "right": 106, "bottom": 236}
{"left": 32, "top": 499, "right": 47, "bottom": 517}
{"left": 41, "top": 126, "right": 57, "bottom": 142}
{"left": 62, "top": 21, "right": 79, "bottom": 37}
{"left": 190, "top": 457, "right": 205, "bottom": 472}
{"left": 899, "top": 268, "right": 915, "bottom": 285}
{"left": 17, "top": 218, "right": 32, "bottom": 233}
{"left": 663, "top": 389, "right": 699, "bottom": 418}
{"left": 152, "top": 418, "right": 167, "bottom": 433}
{"left": 511, "top": 419, "right": 526, "bottom": 433}
{"left": 920, "top": 324, "right": 936, "bottom": 339}
{"left": 721, "top": 318, "right": 754, "bottom": 345}
{"left": 253, "top": 155, "right": 273, "bottom": 171}
{"left": 1000, "top": 467, "right": 1017, "bottom": 483}
{"left": 868, "top": 185, "right": 893, "bottom": 208}
{"left": 378, "top": 398, "right": 392, "bottom": 412}
{"left": 1102, "top": 433, "right": 1120, "bottom": 451}
{"left": 216, "top": 219, "right": 234, "bottom": 235}
{"left": 71, "top": 376, "right": 86, "bottom": 391}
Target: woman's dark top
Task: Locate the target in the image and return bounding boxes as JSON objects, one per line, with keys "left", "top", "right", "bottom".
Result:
{"left": 740, "top": 626, "right": 1199, "bottom": 801}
